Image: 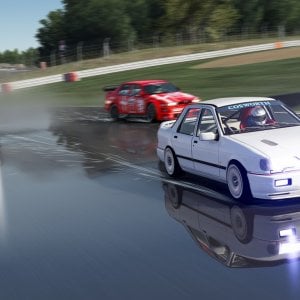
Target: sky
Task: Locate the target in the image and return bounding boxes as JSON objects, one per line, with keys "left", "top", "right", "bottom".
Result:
{"left": 0, "top": 0, "right": 63, "bottom": 52}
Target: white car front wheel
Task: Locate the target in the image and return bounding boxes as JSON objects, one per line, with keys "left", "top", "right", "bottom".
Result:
{"left": 226, "top": 163, "right": 251, "bottom": 201}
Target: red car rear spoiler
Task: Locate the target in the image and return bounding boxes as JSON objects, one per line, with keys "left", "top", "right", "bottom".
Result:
{"left": 103, "top": 85, "right": 119, "bottom": 92}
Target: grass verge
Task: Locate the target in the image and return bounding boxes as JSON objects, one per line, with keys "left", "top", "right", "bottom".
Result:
{"left": 1, "top": 56, "right": 298, "bottom": 107}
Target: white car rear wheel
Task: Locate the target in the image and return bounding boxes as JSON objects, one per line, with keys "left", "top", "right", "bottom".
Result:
{"left": 164, "top": 147, "right": 181, "bottom": 177}
{"left": 227, "top": 163, "right": 251, "bottom": 201}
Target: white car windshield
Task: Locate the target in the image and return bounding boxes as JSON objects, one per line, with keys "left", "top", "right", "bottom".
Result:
{"left": 217, "top": 100, "right": 300, "bottom": 135}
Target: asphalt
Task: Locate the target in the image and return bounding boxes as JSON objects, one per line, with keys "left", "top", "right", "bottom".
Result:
{"left": 0, "top": 100, "right": 300, "bottom": 299}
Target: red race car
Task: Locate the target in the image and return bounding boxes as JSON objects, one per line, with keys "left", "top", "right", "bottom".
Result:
{"left": 104, "top": 80, "right": 200, "bottom": 122}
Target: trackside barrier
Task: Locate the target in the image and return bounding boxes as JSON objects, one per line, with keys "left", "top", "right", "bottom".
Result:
{"left": 1, "top": 83, "right": 12, "bottom": 93}
{"left": 64, "top": 72, "right": 79, "bottom": 82}
{"left": 1, "top": 74, "right": 63, "bottom": 93}
{"left": 2, "top": 40, "right": 300, "bottom": 93}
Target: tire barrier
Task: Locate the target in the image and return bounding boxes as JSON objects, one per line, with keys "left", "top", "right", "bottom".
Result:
{"left": 1, "top": 83, "right": 12, "bottom": 93}
{"left": 39, "top": 62, "right": 47, "bottom": 70}
{"left": 64, "top": 72, "right": 79, "bottom": 82}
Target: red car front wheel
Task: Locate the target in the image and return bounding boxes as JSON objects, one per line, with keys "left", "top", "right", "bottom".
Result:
{"left": 110, "top": 105, "right": 119, "bottom": 121}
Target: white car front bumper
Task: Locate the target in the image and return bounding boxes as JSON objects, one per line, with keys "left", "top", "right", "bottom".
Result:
{"left": 248, "top": 170, "right": 300, "bottom": 200}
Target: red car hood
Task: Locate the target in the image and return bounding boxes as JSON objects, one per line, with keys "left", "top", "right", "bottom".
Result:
{"left": 150, "top": 92, "right": 199, "bottom": 104}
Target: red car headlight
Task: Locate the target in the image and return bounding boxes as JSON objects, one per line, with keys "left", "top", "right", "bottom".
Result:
{"left": 161, "top": 102, "right": 177, "bottom": 107}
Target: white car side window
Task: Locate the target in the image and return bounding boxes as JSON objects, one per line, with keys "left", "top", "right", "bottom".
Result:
{"left": 178, "top": 108, "right": 201, "bottom": 135}
{"left": 197, "top": 109, "right": 217, "bottom": 136}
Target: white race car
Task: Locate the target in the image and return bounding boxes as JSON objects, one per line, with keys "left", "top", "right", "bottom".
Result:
{"left": 157, "top": 97, "right": 300, "bottom": 200}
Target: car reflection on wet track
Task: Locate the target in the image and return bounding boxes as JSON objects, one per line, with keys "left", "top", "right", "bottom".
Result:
{"left": 49, "top": 107, "right": 159, "bottom": 176}
{"left": 164, "top": 181, "right": 300, "bottom": 268}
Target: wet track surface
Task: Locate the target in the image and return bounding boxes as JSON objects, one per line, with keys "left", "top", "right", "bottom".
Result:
{"left": 1, "top": 106, "right": 300, "bottom": 300}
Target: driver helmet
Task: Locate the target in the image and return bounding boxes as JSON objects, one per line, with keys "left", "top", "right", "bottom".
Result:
{"left": 250, "top": 106, "right": 267, "bottom": 125}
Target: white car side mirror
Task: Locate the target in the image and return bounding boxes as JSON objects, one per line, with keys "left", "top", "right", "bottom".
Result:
{"left": 199, "top": 132, "right": 217, "bottom": 141}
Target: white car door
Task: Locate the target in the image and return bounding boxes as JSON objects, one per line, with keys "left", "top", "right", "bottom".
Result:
{"left": 171, "top": 107, "right": 201, "bottom": 172}
{"left": 191, "top": 108, "right": 221, "bottom": 178}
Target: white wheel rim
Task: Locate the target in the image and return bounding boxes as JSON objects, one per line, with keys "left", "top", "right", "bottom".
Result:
{"left": 164, "top": 149, "right": 175, "bottom": 175}
{"left": 227, "top": 165, "right": 243, "bottom": 199}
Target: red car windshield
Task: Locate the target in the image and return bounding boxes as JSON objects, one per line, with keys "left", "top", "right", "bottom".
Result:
{"left": 144, "top": 82, "right": 179, "bottom": 94}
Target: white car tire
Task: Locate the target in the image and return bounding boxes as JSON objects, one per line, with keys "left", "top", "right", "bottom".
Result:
{"left": 226, "top": 162, "right": 251, "bottom": 201}
{"left": 164, "top": 147, "right": 181, "bottom": 177}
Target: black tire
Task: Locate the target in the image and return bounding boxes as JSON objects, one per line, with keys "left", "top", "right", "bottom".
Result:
{"left": 146, "top": 103, "right": 156, "bottom": 122}
{"left": 110, "top": 105, "right": 119, "bottom": 121}
{"left": 226, "top": 162, "right": 252, "bottom": 201}
{"left": 230, "top": 206, "right": 253, "bottom": 244}
{"left": 164, "top": 147, "right": 182, "bottom": 177}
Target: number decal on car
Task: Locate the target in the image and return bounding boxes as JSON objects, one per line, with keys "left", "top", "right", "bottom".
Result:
{"left": 137, "top": 98, "right": 145, "bottom": 113}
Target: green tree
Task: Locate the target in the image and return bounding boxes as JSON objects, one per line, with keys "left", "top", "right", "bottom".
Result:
{"left": 233, "top": 0, "right": 264, "bottom": 32}
{"left": 261, "top": 0, "right": 300, "bottom": 31}
{"left": 206, "top": 2, "right": 239, "bottom": 40}
{"left": 122, "top": 0, "right": 166, "bottom": 44}
{"left": 285, "top": 0, "right": 300, "bottom": 31}
{"left": 142, "top": 0, "right": 166, "bottom": 36}
{"left": 21, "top": 48, "right": 39, "bottom": 66}
{"left": 125, "top": 0, "right": 150, "bottom": 39}
{"left": 234, "top": 0, "right": 300, "bottom": 33}
{"left": 0, "top": 48, "right": 38, "bottom": 65}
{"left": 63, "top": 0, "right": 135, "bottom": 46}
{"left": 34, "top": 0, "right": 300, "bottom": 62}
{"left": 163, "top": 0, "right": 239, "bottom": 41}
{"left": 163, "top": 0, "right": 208, "bottom": 29}
{"left": 0, "top": 49, "right": 20, "bottom": 64}
{"left": 36, "top": 9, "right": 66, "bottom": 57}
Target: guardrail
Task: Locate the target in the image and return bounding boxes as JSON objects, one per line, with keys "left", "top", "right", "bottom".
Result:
{"left": 1, "top": 40, "right": 300, "bottom": 93}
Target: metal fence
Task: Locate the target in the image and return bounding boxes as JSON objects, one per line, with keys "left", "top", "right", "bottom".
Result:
{"left": 38, "top": 26, "right": 299, "bottom": 67}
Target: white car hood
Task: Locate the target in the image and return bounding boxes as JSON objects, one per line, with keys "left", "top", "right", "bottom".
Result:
{"left": 230, "top": 126, "right": 300, "bottom": 169}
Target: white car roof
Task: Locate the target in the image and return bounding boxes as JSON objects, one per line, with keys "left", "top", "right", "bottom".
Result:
{"left": 202, "top": 97, "right": 276, "bottom": 108}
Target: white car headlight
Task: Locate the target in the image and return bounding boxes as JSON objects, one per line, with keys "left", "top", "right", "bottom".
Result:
{"left": 259, "top": 158, "right": 271, "bottom": 171}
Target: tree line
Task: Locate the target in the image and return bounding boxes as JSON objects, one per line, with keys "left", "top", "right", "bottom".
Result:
{"left": 2, "top": 0, "right": 300, "bottom": 65}
{"left": 0, "top": 48, "right": 38, "bottom": 66}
